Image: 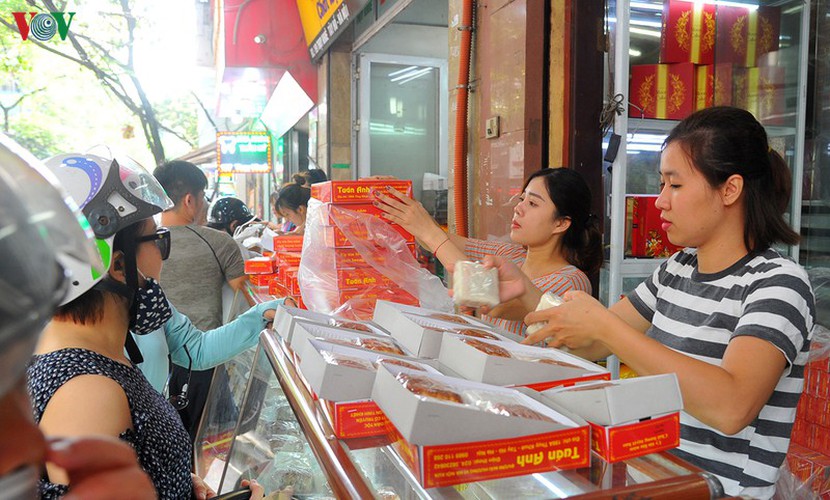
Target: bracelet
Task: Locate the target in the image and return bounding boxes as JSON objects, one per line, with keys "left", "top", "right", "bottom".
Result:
{"left": 433, "top": 237, "right": 451, "bottom": 255}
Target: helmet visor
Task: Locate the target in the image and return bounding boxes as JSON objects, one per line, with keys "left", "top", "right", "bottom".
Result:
{"left": 0, "top": 135, "right": 104, "bottom": 282}
{"left": 114, "top": 156, "right": 174, "bottom": 212}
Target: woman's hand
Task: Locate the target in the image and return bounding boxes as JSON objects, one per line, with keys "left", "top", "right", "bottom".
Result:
{"left": 522, "top": 291, "right": 610, "bottom": 348}
{"left": 373, "top": 188, "right": 445, "bottom": 248}
{"left": 241, "top": 479, "right": 293, "bottom": 500}
{"left": 47, "top": 436, "right": 155, "bottom": 500}
{"left": 192, "top": 473, "right": 216, "bottom": 500}
{"left": 472, "top": 255, "right": 527, "bottom": 315}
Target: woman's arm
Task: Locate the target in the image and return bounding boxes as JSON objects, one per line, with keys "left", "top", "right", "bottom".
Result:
{"left": 39, "top": 375, "right": 133, "bottom": 485}
{"left": 165, "top": 299, "right": 287, "bottom": 371}
{"left": 373, "top": 188, "right": 469, "bottom": 268}
{"left": 522, "top": 291, "right": 790, "bottom": 435}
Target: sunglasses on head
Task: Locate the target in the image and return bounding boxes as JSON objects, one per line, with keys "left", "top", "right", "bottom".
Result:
{"left": 135, "top": 226, "right": 171, "bottom": 260}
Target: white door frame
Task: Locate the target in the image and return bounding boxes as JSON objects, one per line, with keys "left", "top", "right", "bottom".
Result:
{"left": 355, "top": 52, "right": 449, "bottom": 180}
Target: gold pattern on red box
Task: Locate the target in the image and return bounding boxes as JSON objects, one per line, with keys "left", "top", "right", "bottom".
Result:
{"left": 660, "top": 0, "right": 716, "bottom": 65}
{"left": 630, "top": 63, "right": 696, "bottom": 120}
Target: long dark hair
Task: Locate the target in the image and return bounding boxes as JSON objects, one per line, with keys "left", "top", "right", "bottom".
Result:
{"left": 664, "top": 106, "right": 798, "bottom": 251}
{"left": 524, "top": 168, "right": 603, "bottom": 274}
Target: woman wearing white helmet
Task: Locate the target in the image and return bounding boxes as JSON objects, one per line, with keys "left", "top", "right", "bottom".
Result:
{"left": 28, "top": 152, "right": 207, "bottom": 499}
{"left": 0, "top": 134, "right": 154, "bottom": 499}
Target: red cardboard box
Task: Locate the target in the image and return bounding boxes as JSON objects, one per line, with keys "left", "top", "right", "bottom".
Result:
{"left": 283, "top": 266, "right": 300, "bottom": 296}
{"left": 333, "top": 244, "right": 418, "bottom": 268}
{"left": 322, "top": 203, "right": 391, "bottom": 225}
{"left": 311, "top": 180, "right": 413, "bottom": 204}
{"left": 625, "top": 195, "right": 682, "bottom": 258}
{"left": 244, "top": 257, "right": 276, "bottom": 274}
{"left": 716, "top": 6, "right": 781, "bottom": 67}
{"left": 589, "top": 413, "right": 681, "bottom": 463}
{"left": 713, "top": 63, "right": 734, "bottom": 106}
{"left": 338, "top": 286, "right": 419, "bottom": 307}
{"left": 273, "top": 235, "right": 304, "bottom": 252}
{"left": 733, "top": 65, "right": 786, "bottom": 126}
{"left": 276, "top": 251, "right": 301, "bottom": 267}
{"left": 542, "top": 375, "right": 683, "bottom": 463}
{"left": 323, "top": 224, "right": 414, "bottom": 248}
{"left": 660, "top": 0, "right": 716, "bottom": 65}
{"left": 248, "top": 273, "right": 277, "bottom": 287}
{"left": 629, "top": 63, "right": 696, "bottom": 120}
{"left": 695, "top": 64, "right": 714, "bottom": 110}
{"left": 336, "top": 267, "right": 395, "bottom": 289}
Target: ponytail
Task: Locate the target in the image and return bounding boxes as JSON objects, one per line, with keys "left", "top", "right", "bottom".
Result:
{"left": 565, "top": 214, "right": 604, "bottom": 275}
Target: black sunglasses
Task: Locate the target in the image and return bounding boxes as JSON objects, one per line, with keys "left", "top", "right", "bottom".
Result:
{"left": 168, "top": 345, "right": 192, "bottom": 411}
{"left": 135, "top": 226, "right": 171, "bottom": 260}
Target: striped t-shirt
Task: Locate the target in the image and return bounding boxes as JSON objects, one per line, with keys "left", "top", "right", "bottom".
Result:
{"left": 628, "top": 248, "right": 815, "bottom": 499}
{"left": 465, "top": 238, "right": 591, "bottom": 336}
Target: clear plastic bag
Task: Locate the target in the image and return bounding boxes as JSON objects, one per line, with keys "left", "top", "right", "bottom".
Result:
{"left": 298, "top": 198, "right": 452, "bottom": 319}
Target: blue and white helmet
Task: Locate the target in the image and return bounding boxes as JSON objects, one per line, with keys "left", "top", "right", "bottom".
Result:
{"left": 44, "top": 153, "right": 173, "bottom": 305}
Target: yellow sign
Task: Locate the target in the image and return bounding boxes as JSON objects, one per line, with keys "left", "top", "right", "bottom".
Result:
{"left": 296, "top": 0, "right": 344, "bottom": 46}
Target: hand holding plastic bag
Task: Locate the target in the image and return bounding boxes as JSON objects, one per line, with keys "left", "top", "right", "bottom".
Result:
{"left": 298, "top": 198, "right": 452, "bottom": 319}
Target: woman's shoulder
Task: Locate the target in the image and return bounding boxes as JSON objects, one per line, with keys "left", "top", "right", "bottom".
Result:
{"left": 535, "top": 265, "right": 592, "bottom": 293}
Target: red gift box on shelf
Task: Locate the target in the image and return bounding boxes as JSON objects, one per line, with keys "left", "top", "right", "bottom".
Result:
{"left": 695, "top": 64, "right": 714, "bottom": 111}
{"left": 311, "top": 180, "right": 413, "bottom": 204}
{"left": 716, "top": 6, "right": 781, "bottom": 68}
{"left": 625, "top": 195, "right": 682, "bottom": 258}
{"left": 323, "top": 224, "right": 414, "bottom": 249}
{"left": 660, "top": 0, "right": 716, "bottom": 65}
{"left": 333, "top": 244, "right": 417, "bottom": 269}
{"left": 629, "top": 63, "right": 696, "bottom": 120}
{"left": 732, "top": 65, "right": 786, "bottom": 125}
{"left": 273, "top": 235, "right": 304, "bottom": 252}
{"left": 244, "top": 256, "right": 276, "bottom": 274}
{"left": 321, "top": 203, "right": 392, "bottom": 225}
{"left": 713, "top": 63, "right": 734, "bottom": 106}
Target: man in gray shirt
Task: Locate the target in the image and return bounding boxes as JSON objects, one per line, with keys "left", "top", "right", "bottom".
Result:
{"left": 154, "top": 160, "right": 252, "bottom": 439}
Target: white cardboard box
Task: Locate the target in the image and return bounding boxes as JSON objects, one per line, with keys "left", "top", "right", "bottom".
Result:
{"left": 371, "top": 363, "right": 585, "bottom": 445}
{"left": 540, "top": 374, "right": 683, "bottom": 426}
{"left": 290, "top": 320, "right": 412, "bottom": 362}
{"left": 438, "top": 335, "right": 609, "bottom": 390}
{"left": 299, "top": 338, "right": 439, "bottom": 402}
{"left": 274, "top": 305, "right": 388, "bottom": 342}
{"left": 373, "top": 300, "right": 492, "bottom": 329}
{"left": 383, "top": 311, "right": 514, "bottom": 359}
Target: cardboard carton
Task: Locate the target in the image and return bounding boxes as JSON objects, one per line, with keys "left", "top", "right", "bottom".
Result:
{"left": 732, "top": 65, "right": 786, "bottom": 126}
{"left": 716, "top": 5, "right": 781, "bottom": 67}
{"left": 323, "top": 224, "right": 415, "bottom": 248}
{"left": 372, "top": 364, "right": 590, "bottom": 488}
{"left": 660, "top": 0, "right": 716, "bottom": 65}
{"left": 272, "top": 305, "right": 388, "bottom": 342}
{"left": 290, "top": 320, "right": 411, "bottom": 361}
{"left": 541, "top": 374, "right": 683, "bottom": 462}
{"left": 244, "top": 257, "right": 276, "bottom": 274}
{"left": 438, "top": 335, "right": 610, "bottom": 390}
{"left": 386, "top": 311, "right": 515, "bottom": 359}
{"left": 333, "top": 244, "right": 417, "bottom": 269}
{"left": 630, "top": 63, "right": 696, "bottom": 120}
{"left": 273, "top": 235, "right": 304, "bottom": 252}
{"left": 695, "top": 64, "right": 714, "bottom": 111}
{"left": 311, "top": 180, "right": 413, "bottom": 204}
{"left": 373, "top": 300, "right": 492, "bottom": 333}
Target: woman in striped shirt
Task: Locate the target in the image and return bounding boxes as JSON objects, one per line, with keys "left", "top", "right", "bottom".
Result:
{"left": 374, "top": 168, "right": 603, "bottom": 336}
{"left": 522, "top": 107, "right": 815, "bottom": 498}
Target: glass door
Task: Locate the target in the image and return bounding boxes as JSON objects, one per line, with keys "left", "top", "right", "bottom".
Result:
{"left": 356, "top": 53, "right": 448, "bottom": 201}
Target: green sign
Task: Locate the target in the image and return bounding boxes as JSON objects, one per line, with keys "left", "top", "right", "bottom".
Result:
{"left": 216, "top": 132, "right": 272, "bottom": 174}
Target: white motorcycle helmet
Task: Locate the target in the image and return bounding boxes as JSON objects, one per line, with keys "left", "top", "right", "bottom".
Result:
{"left": 0, "top": 134, "right": 103, "bottom": 400}
{"left": 44, "top": 153, "right": 173, "bottom": 305}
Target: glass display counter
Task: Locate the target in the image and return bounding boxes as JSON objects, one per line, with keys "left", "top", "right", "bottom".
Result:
{"left": 198, "top": 329, "right": 725, "bottom": 499}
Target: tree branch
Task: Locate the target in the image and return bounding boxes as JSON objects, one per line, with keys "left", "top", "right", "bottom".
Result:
{"left": 158, "top": 123, "right": 196, "bottom": 147}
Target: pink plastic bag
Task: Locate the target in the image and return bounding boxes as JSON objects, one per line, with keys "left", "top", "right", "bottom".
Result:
{"left": 298, "top": 198, "right": 452, "bottom": 320}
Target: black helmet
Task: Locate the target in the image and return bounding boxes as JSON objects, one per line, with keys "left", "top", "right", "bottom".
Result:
{"left": 207, "top": 197, "right": 255, "bottom": 230}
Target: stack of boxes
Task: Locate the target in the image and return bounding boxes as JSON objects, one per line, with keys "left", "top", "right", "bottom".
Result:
{"left": 788, "top": 350, "right": 830, "bottom": 497}
{"left": 243, "top": 235, "right": 306, "bottom": 306}
{"left": 310, "top": 180, "right": 420, "bottom": 312}
{"left": 630, "top": 1, "right": 782, "bottom": 125}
